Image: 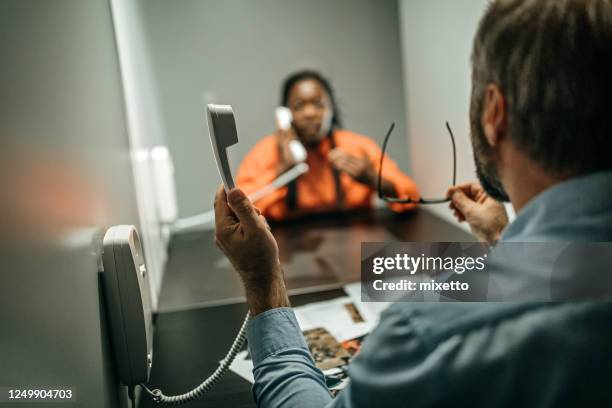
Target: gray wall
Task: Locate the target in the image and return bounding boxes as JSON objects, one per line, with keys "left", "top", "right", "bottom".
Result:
{"left": 399, "top": 0, "right": 489, "bottom": 227}
{"left": 140, "top": 0, "right": 411, "bottom": 217}
{"left": 0, "top": 0, "right": 141, "bottom": 406}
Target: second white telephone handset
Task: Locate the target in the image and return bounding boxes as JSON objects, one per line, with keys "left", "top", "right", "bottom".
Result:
{"left": 275, "top": 107, "right": 307, "bottom": 163}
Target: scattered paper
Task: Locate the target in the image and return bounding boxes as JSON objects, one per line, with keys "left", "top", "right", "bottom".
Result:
{"left": 342, "top": 282, "right": 391, "bottom": 323}
{"left": 294, "top": 296, "right": 373, "bottom": 342}
{"left": 227, "top": 350, "right": 254, "bottom": 383}
{"left": 228, "top": 284, "right": 395, "bottom": 384}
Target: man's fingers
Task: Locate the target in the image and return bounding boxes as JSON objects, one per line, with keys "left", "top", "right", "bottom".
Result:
{"left": 214, "top": 185, "right": 235, "bottom": 229}
{"left": 259, "top": 214, "right": 271, "bottom": 232}
{"left": 446, "top": 187, "right": 456, "bottom": 199}
{"left": 469, "top": 182, "right": 485, "bottom": 198}
{"left": 450, "top": 189, "right": 476, "bottom": 217}
{"left": 447, "top": 202, "right": 464, "bottom": 222}
{"left": 227, "top": 188, "right": 261, "bottom": 233}
{"left": 448, "top": 182, "right": 484, "bottom": 201}
{"left": 454, "top": 209, "right": 466, "bottom": 222}
{"left": 453, "top": 181, "right": 478, "bottom": 191}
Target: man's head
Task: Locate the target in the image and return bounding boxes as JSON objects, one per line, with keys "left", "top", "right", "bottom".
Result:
{"left": 470, "top": 0, "right": 612, "bottom": 203}
{"left": 280, "top": 70, "right": 342, "bottom": 147}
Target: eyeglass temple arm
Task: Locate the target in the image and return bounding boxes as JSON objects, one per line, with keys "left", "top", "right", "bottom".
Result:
{"left": 446, "top": 121, "right": 457, "bottom": 187}
{"left": 377, "top": 123, "right": 395, "bottom": 199}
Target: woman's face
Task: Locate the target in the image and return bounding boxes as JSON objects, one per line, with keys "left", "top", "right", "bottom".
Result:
{"left": 287, "top": 79, "right": 330, "bottom": 146}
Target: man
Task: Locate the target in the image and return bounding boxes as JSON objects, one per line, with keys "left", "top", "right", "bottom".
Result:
{"left": 236, "top": 70, "right": 419, "bottom": 221}
{"left": 214, "top": 0, "right": 612, "bottom": 406}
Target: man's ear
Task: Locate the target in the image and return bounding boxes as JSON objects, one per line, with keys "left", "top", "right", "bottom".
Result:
{"left": 481, "top": 84, "right": 507, "bottom": 147}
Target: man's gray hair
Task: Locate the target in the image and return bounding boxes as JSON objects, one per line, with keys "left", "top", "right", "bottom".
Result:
{"left": 471, "top": 0, "right": 612, "bottom": 175}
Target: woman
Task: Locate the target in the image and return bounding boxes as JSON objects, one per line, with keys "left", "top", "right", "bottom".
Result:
{"left": 237, "top": 70, "right": 419, "bottom": 221}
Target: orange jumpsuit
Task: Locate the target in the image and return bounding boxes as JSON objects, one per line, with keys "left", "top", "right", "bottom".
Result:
{"left": 236, "top": 129, "right": 420, "bottom": 221}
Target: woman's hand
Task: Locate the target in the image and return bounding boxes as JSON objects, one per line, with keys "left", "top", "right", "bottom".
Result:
{"left": 328, "top": 148, "right": 377, "bottom": 187}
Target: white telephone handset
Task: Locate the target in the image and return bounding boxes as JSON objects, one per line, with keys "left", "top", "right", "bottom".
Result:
{"left": 320, "top": 104, "right": 333, "bottom": 138}
{"left": 275, "top": 107, "right": 307, "bottom": 163}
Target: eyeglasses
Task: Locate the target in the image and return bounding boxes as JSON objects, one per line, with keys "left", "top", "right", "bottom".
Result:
{"left": 378, "top": 122, "right": 457, "bottom": 204}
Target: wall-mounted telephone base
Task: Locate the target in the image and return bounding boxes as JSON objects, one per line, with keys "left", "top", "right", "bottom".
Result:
{"left": 102, "top": 225, "right": 153, "bottom": 387}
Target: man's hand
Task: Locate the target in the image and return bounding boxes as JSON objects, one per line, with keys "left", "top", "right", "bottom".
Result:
{"left": 447, "top": 182, "right": 509, "bottom": 245}
{"left": 328, "top": 148, "right": 377, "bottom": 187}
{"left": 214, "top": 186, "right": 290, "bottom": 315}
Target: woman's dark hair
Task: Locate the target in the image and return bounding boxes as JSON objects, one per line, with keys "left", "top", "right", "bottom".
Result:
{"left": 280, "top": 70, "right": 343, "bottom": 129}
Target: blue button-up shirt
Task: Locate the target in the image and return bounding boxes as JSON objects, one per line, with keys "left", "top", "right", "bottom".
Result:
{"left": 246, "top": 171, "right": 612, "bottom": 407}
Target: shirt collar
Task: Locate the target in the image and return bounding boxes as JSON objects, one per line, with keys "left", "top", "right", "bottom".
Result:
{"left": 501, "top": 170, "right": 612, "bottom": 241}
